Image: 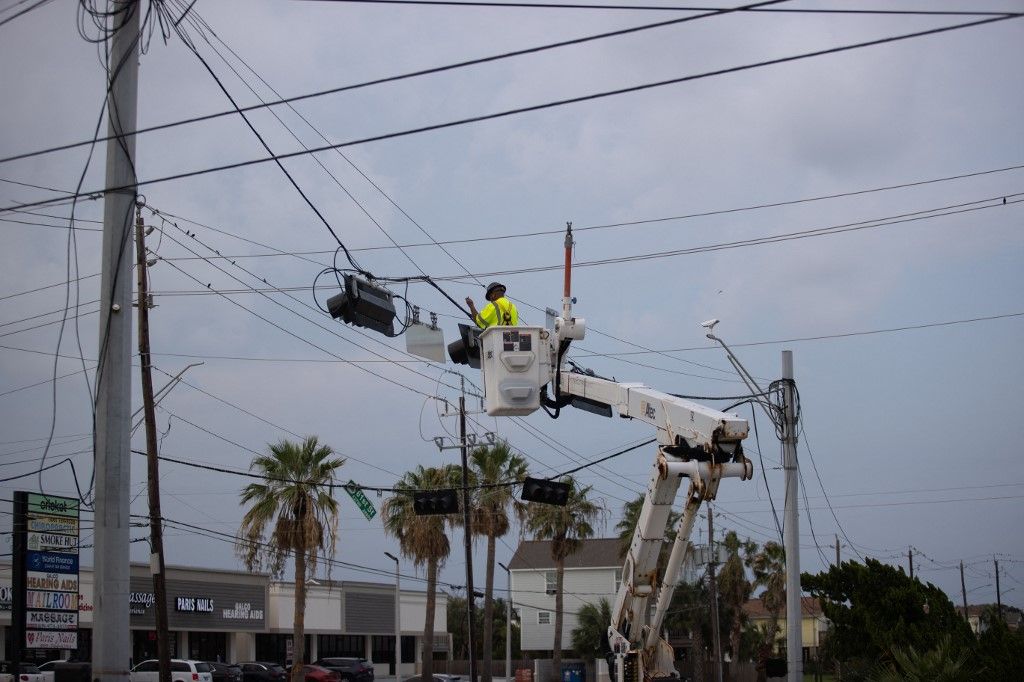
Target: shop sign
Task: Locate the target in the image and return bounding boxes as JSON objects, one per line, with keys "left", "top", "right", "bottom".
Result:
{"left": 28, "top": 515, "right": 79, "bottom": 534}
{"left": 175, "top": 596, "right": 214, "bottom": 613}
{"left": 26, "top": 550, "right": 78, "bottom": 575}
{"left": 25, "top": 630, "right": 77, "bottom": 648}
{"left": 27, "top": 610, "right": 78, "bottom": 630}
{"left": 27, "top": 494, "right": 78, "bottom": 518}
{"left": 27, "top": 532, "right": 79, "bottom": 553}
{"left": 222, "top": 602, "right": 265, "bottom": 621}
{"left": 130, "top": 591, "right": 156, "bottom": 616}
{"left": 26, "top": 572, "right": 78, "bottom": 592}
{"left": 27, "top": 590, "right": 78, "bottom": 610}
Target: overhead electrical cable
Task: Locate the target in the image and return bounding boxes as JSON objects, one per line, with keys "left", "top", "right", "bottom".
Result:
{"left": 6, "top": 11, "right": 1019, "bottom": 214}
{"left": 0, "top": 0, "right": 788, "bottom": 167}
{"left": 316, "top": 0, "right": 1016, "bottom": 16}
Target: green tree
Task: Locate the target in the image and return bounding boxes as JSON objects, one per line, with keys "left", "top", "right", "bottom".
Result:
{"left": 383, "top": 464, "right": 463, "bottom": 682}
{"left": 571, "top": 597, "right": 612, "bottom": 661}
{"left": 717, "top": 531, "right": 757, "bottom": 664}
{"left": 975, "top": 608, "right": 1024, "bottom": 681}
{"left": 237, "top": 436, "right": 344, "bottom": 681}
{"left": 469, "top": 441, "right": 528, "bottom": 682}
{"left": 868, "top": 635, "right": 970, "bottom": 682}
{"left": 664, "top": 581, "right": 712, "bottom": 682}
{"left": 750, "top": 541, "right": 786, "bottom": 654}
{"left": 802, "top": 558, "right": 975, "bottom": 671}
{"left": 525, "top": 476, "right": 603, "bottom": 682}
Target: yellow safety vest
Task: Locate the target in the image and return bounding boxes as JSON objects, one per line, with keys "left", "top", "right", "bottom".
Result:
{"left": 475, "top": 296, "right": 518, "bottom": 329}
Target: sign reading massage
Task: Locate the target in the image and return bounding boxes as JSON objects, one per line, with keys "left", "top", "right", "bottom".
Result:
{"left": 13, "top": 492, "right": 80, "bottom": 650}
{"left": 128, "top": 576, "right": 266, "bottom": 630}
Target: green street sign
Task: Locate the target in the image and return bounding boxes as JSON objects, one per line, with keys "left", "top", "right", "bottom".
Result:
{"left": 343, "top": 480, "right": 376, "bottom": 521}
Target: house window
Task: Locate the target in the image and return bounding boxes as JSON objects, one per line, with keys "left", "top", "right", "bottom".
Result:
{"left": 545, "top": 571, "right": 557, "bottom": 594}
{"left": 538, "top": 611, "right": 552, "bottom": 625}
{"left": 614, "top": 568, "right": 622, "bottom": 593}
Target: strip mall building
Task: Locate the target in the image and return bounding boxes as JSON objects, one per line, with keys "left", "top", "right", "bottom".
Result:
{"left": 0, "top": 562, "right": 450, "bottom": 669}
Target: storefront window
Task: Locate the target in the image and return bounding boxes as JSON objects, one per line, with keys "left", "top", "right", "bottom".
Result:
{"left": 371, "top": 636, "right": 394, "bottom": 673}
{"left": 401, "top": 636, "right": 416, "bottom": 664}
{"left": 189, "top": 631, "right": 228, "bottom": 661}
{"left": 317, "top": 634, "right": 365, "bottom": 658}
{"left": 132, "top": 630, "right": 179, "bottom": 665}
{"left": 255, "top": 634, "right": 311, "bottom": 664}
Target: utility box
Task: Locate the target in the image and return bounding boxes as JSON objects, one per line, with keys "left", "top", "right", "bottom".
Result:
{"left": 480, "top": 326, "right": 550, "bottom": 416}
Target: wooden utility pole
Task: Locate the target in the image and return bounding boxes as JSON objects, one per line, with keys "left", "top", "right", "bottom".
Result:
{"left": 960, "top": 561, "right": 969, "bottom": 624}
{"left": 708, "top": 507, "right": 723, "bottom": 682}
{"left": 459, "top": 378, "right": 478, "bottom": 682}
{"left": 995, "top": 558, "right": 1003, "bottom": 622}
{"left": 908, "top": 547, "right": 914, "bottom": 580}
{"left": 135, "top": 205, "right": 171, "bottom": 682}
{"left": 834, "top": 535, "right": 840, "bottom": 567}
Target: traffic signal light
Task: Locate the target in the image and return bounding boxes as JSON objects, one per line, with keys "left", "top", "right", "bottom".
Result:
{"left": 521, "top": 477, "right": 570, "bottom": 506}
{"left": 447, "top": 323, "right": 482, "bottom": 368}
{"left": 413, "top": 489, "right": 459, "bottom": 515}
{"left": 326, "top": 275, "right": 397, "bottom": 336}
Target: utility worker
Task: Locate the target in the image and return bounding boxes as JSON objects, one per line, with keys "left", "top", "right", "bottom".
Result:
{"left": 466, "top": 281, "right": 518, "bottom": 329}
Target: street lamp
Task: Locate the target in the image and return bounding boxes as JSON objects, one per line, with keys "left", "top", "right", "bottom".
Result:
{"left": 498, "top": 562, "right": 513, "bottom": 682}
{"left": 385, "top": 552, "right": 401, "bottom": 682}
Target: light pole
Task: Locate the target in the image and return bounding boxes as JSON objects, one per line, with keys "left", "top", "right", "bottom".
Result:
{"left": 386, "top": 552, "right": 401, "bottom": 682}
{"left": 498, "top": 562, "right": 512, "bottom": 682}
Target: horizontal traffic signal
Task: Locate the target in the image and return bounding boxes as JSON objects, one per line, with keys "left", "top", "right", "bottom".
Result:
{"left": 327, "top": 275, "right": 397, "bottom": 336}
{"left": 413, "top": 489, "right": 459, "bottom": 516}
{"left": 521, "top": 477, "right": 570, "bottom": 506}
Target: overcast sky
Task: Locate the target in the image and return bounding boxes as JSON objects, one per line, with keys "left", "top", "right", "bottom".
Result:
{"left": 1, "top": 0, "right": 1022, "bottom": 614}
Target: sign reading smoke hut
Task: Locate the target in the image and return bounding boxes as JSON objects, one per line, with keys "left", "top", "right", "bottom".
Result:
{"left": 12, "top": 492, "right": 80, "bottom": 656}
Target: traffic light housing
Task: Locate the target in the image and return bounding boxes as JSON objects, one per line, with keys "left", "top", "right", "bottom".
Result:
{"left": 447, "top": 323, "right": 482, "bottom": 368}
{"left": 413, "top": 489, "right": 460, "bottom": 515}
{"left": 521, "top": 477, "right": 570, "bottom": 506}
{"left": 327, "top": 274, "right": 397, "bottom": 336}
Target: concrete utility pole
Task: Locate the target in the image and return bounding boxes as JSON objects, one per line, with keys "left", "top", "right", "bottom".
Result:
{"left": 908, "top": 547, "right": 914, "bottom": 580}
{"left": 499, "top": 562, "right": 512, "bottom": 682}
{"left": 834, "top": 535, "right": 840, "bottom": 567}
{"left": 135, "top": 206, "right": 170, "bottom": 682}
{"left": 94, "top": 1, "right": 140, "bottom": 676}
{"left": 708, "top": 506, "right": 723, "bottom": 682}
{"left": 385, "top": 552, "right": 401, "bottom": 682}
{"left": 781, "top": 351, "right": 802, "bottom": 682}
{"left": 460, "top": 379, "right": 479, "bottom": 682}
{"left": 960, "top": 561, "right": 969, "bottom": 623}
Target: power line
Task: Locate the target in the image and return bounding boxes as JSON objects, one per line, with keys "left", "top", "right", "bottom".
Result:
{"left": 315, "top": 0, "right": 1016, "bottom": 17}
{"left": 0, "top": 0, "right": 787, "bottom": 167}
{"left": 6, "top": 12, "right": 1019, "bottom": 214}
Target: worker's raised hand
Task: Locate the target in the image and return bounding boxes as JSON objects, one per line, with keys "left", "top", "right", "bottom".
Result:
{"left": 465, "top": 297, "right": 475, "bottom": 308}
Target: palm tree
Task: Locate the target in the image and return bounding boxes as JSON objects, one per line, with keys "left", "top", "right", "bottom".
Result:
{"left": 524, "top": 476, "right": 603, "bottom": 682}
{"left": 237, "top": 436, "right": 344, "bottom": 682}
{"left": 751, "top": 541, "right": 786, "bottom": 646}
{"left": 468, "top": 441, "right": 528, "bottom": 682}
{"left": 717, "top": 531, "right": 757, "bottom": 667}
{"left": 571, "top": 598, "right": 612, "bottom": 661}
{"left": 383, "top": 464, "right": 462, "bottom": 682}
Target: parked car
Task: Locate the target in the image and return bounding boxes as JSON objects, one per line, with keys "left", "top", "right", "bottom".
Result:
{"left": 35, "top": 661, "right": 66, "bottom": 682}
{"left": 311, "top": 660, "right": 372, "bottom": 682}
{"left": 301, "top": 666, "right": 339, "bottom": 682}
{"left": 236, "top": 663, "right": 286, "bottom": 682}
{"left": 130, "top": 660, "right": 213, "bottom": 682}
{"left": 0, "top": 663, "right": 45, "bottom": 682}
{"left": 206, "top": 663, "right": 242, "bottom": 682}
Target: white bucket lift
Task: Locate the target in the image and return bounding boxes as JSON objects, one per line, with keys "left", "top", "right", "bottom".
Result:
{"left": 480, "top": 326, "right": 550, "bottom": 416}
